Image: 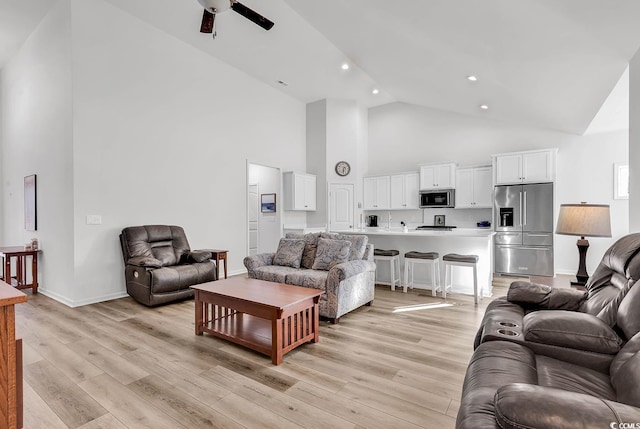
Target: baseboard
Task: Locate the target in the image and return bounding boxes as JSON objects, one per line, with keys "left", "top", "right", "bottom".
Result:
{"left": 38, "top": 288, "right": 129, "bottom": 308}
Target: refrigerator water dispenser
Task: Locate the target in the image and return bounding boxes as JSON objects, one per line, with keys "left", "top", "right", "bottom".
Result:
{"left": 499, "top": 208, "right": 514, "bottom": 227}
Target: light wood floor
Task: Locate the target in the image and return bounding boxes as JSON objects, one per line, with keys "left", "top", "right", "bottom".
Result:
{"left": 16, "top": 280, "right": 510, "bottom": 429}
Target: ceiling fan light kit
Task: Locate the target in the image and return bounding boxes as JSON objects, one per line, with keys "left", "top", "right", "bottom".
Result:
{"left": 197, "top": 0, "right": 274, "bottom": 36}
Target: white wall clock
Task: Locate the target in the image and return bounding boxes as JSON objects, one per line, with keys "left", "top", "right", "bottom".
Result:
{"left": 335, "top": 161, "right": 351, "bottom": 176}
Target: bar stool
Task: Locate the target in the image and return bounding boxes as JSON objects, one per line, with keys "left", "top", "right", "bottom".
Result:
{"left": 373, "top": 249, "right": 401, "bottom": 291}
{"left": 442, "top": 253, "right": 480, "bottom": 304}
{"left": 403, "top": 251, "right": 440, "bottom": 295}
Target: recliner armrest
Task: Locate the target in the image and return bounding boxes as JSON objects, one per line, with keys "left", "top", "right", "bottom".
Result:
{"left": 524, "top": 310, "right": 623, "bottom": 354}
{"left": 188, "top": 250, "right": 213, "bottom": 263}
{"left": 127, "top": 256, "right": 162, "bottom": 268}
{"left": 507, "top": 280, "right": 586, "bottom": 310}
{"left": 494, "top": 384, "right": 640, "bottom": 429}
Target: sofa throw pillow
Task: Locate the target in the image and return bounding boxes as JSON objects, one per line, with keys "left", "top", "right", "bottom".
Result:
{"left": 320, "top": 232, "right": 368, "bottom": 261}
{"left": 273, "top": 239, "right": 306, "bottom": 268}
{"left": 285, "top": 232, "right": 321, "bottom": 269}
{"left": 312, "top": 238, "right": 351, "bottom": 271}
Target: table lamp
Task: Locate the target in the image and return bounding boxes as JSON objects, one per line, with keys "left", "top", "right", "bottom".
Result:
{"left": 555, "top": 202, "right": 611, "bottom": 286}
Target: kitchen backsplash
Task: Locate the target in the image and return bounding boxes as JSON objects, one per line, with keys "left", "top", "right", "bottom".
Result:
{"left": 364, "top": 208, "right": 492, "bottom": 228}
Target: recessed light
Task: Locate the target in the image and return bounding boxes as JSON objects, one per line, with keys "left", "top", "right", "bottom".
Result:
{"left": 467, "top": 75, "right": 478, "bottom": 82}
{"left": 341, "top": 63, "right": 350, "bottom": 70}
{"left": 479, "top": 104, "right": 489, "bottom": 110}
{"left": 372, "top": 88, "right": 379, "bottom": 95}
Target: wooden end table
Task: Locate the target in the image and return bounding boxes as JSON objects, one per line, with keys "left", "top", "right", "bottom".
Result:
{"left": 203, "top": 249, "right": 228, "bottom": 279}
{"left": 192, "top": 277, "right": 323, "bottom": 365}
{"left": 0, "top": 247, "right": 39, "bottom": 294}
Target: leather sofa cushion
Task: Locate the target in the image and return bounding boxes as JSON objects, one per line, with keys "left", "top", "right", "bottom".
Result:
{"left": 535, "top": 355, "right": 615, "bottom": 400}
{"left": 128, "top": 256, "right": 162, "bottom": 268}
{"left": 611, "top": 333, "right": 640, "bottom": 407}
{"left": 617, "top": 285, "right": 640, "bottom": 341}
{"left": 252, "top": 265, "right": 300, "bottom": 283}
{"left": 523, "top": 311, "right": 623, "bottom": 354}
{"left": 150, "top": 261, "right": 215, "bottom": 293}
{"left": 284, "top": 269, "right": 328, "bottom": 291}
{"left": 494, "top": 384, "right": 640, "bottom": 429}
{"left": 122, "top": 225, "right": 191, "bottom": 267}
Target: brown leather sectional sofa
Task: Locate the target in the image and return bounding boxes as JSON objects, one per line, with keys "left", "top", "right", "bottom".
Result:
{"left": 457, "top": 233, "right": 640, "bottom": 428}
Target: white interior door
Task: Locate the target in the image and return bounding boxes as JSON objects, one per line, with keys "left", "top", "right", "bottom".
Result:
{"left": 248, "top": 183, "right": 259, "bottom": 256}
{"left": 329, "top": 183, "right": 354, "bottom": 231}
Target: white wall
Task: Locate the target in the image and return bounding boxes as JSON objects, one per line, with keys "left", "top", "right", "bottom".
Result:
{"left": 630, "top": 50, "right": 640, "bottom": 232}
{"left": 369, "top": 102, "right": 629, "bottom": 276}
{"left": 0, "top": 0, "right": 75, "bottom": 301}
{"left": 0, "top": 0, "right": 306, "bottom": 306}
{"left": 306, "top": 100, "right": 327, "bottom": 228}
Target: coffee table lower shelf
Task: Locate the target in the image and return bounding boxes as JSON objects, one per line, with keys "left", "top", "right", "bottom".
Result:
{"left": 202, "top": 312, "right": 276, "bottom": 357}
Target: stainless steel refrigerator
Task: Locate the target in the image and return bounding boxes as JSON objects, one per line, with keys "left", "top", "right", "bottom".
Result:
{"left": 494, "top": 183, "right": 554, "bottom": 276}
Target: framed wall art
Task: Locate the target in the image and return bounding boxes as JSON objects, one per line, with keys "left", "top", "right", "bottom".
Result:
{"left": 261, "top": 193, "right": 276, "bottom": 213}
{"left": 24, "top": 174, "right": 37, "bottom": 231}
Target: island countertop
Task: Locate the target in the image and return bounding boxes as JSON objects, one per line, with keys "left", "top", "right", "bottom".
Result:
{"left": 332, "top": 227, "right": 495, "bottom": 238}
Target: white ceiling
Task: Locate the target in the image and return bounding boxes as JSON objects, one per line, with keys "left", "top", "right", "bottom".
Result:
{"left": 3, "top": 0, "right": 640, "bottom": 135}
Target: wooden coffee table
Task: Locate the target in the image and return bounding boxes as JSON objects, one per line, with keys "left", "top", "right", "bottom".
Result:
{"left": 192, "top": 277, "right": 324, "bottom": 365}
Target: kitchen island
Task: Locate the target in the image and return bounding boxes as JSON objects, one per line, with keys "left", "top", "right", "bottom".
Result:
{"left": 334, "top": 228, "right": 495, "bottom": 298}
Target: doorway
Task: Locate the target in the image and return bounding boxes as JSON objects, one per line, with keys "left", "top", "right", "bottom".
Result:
{"left": 329, "top": 183, "right": 355, "bottom": 231}
{"left": 247, "top": 162, "right": 282, "bottom": 255}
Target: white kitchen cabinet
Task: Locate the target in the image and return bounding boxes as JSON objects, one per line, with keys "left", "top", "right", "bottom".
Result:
{"left": 363, "top": 176, "right": 390, "bottom": 210}
{"left": 494, "top": 149, "right": 556, "bottom": 184}
{"left": 390, "top": 172, "right": 419, "bottom": 210}
{"left": 419, "top": 163, "right": 456, "bottom": 190}
{"left": 455, "top": 166, "right": 492, "bottom": 208}
{"left": 283, "top": 172, "right": 316, "bottom": 211}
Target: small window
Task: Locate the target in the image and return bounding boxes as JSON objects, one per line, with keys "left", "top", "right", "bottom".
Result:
{"left": 614, "top": 163, "right": 629, "bottom": 200}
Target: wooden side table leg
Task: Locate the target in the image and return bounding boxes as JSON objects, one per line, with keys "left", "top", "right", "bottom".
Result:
{"left": 32, "top": 254, "right": 38, "bottom": 294}
{"left": 311, "top": 301, "right": 320, "bottom": 343}
{"left": 223, "top": 254, "right": 227, "bottom": 279}
{"left": 4, "top": 257, "right": 10, "bottom": 286}
{"left": 195, "top": 292, "right": 203, "bottom": 336}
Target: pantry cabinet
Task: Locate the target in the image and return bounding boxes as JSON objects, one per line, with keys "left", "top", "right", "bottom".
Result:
{"left": 390, "top": 172, "right": 419, "bottom": 210}
{"left": 419, "top": 163, "right": 456, "bottom": 190}
{"left": 363, "top": 176, "right": 390, "bottom": 210}
{"left": 455, "top": 166, "right": 492, "bottom": 208}
{"left": 494, "top": 149, "right": 556, "bottom": 184}
{"left": 283, "top": 172, "right": 316, "bottom": 211}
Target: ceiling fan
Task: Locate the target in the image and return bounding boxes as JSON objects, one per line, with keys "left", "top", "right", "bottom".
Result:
{"left": 197, "top": 0, "right": 274, "bottom": 36}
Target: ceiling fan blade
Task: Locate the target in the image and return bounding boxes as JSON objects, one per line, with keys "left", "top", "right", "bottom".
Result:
{"left": 231, "top": 2, "right": 274, "bottom": 31}
{"left": 200, "top": 9, "right": 215, "bottom": 33}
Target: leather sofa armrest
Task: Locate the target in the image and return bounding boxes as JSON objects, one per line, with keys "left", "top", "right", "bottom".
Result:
{"left": 494, "top": 384, "right": 640, "bottom": 429}
{"left": 243, "top": 253, "right": 275, "bottom": 277}
{"left": 127, "top": 256, "right": 162, "bottom": 268}
{"left": 524, "top": 310, "right": 623, "bottom": 354}
{"left": 188, "top": 250, "right": 213, "bottom": 263}
{"left": 507, "top": 280, "right": 586, "bottom": 310}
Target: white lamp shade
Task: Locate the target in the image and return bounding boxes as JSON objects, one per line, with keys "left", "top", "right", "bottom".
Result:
{"left": 556, "top": 204, "right": 612, "bottom": 237}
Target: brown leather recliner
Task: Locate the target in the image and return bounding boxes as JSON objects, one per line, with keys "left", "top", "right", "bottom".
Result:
{"left": 474, "top": 233, "right": 640, "bottom": 372}
{"left": 457, "top": 233, "right": 640, "bottom": 428}
{"left": 119, "top": 225, "right": 217, "bottom": 306}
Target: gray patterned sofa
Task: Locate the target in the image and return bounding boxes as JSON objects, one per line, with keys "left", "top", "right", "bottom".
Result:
{"left": 243, "top": 232, "right": 376, "bottom": 323}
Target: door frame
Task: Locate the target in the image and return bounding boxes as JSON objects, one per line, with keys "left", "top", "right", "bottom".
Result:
{"left": 246, "top": 160, "right": 283, "bottom": 256}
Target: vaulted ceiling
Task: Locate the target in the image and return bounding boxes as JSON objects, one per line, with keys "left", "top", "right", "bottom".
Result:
{"left": 3, "top": 0, "right": 640, "bottom": 135}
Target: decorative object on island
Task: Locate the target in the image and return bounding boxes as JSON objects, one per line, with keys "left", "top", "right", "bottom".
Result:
{"left": 24, "top": 174, "right": 36, "bottom": 231}
{"left": 260, "top": 193, "right": 276, "bottom": 213}
{"left": 434, "top": 215, "right": 445, "bottom": 226}
{"left": 334, "top": 161, "right": 351, "bottom": 176}
{"left": 555, "top": 202, "right": 612, "bottom": 286}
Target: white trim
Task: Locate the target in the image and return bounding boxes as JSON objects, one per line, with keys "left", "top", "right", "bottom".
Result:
{"left": 38, "top": 288, "right": 129, "bottom": 308}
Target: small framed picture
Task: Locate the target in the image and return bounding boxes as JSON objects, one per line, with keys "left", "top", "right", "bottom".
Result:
{"left": 434, "top": 215, "right": 445, "bottom": 226}
{"left": 261, "top": 193, "right": 276, "bottom": 213}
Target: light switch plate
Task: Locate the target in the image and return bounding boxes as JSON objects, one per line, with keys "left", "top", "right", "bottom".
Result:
{"left": 86, "top": 215, "right": 102, "bottom": 225}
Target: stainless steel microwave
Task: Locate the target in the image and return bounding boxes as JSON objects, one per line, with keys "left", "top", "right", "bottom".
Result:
{"left": 420, "top": 189, "right": 455, "bottom": 208}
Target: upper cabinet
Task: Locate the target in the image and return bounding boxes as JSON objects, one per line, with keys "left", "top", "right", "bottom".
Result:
{"left": 390, "top": 172, "right": 420, "bottom": 210}
{"left": 363, "top": 176, "right": 390, "bottom": 210}
{"left": 494, "top": 149, "right": 557, "bottom": 185}
{"left": 455, "top": 166, "right": 493, "bottom": 209}
{"left": 283, "top": 172, "right": 316, "bottom": 211}
{"left": 419, "top": 163, "right": 456, "bottom": 190}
